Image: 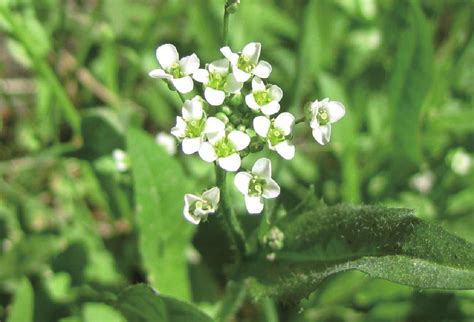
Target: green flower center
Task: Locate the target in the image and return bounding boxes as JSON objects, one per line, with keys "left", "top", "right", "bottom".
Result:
{"left": 208, "top": 72, "right": 227, "bottom": 90}
{"left": 267, "top": 126, "right": 285, "bottom": 147}
{"left": 248, "top": 176, "right": 266, "bottom": 196}
{"left": 190, "top": 199, "right": 212, "bottom": 217}
{"left": 253, "top": 90, "right": 272, "bottom": 106}
{"left": 316, "top": 108, "right": 329, "bottom": 125}
{"left": 214, "top": 137, "right": 236, "bottom": 157}
{"left": 237, "top": 55, "right": 255, "bottom": 73}
{"left": 168, "top": 63, "right": 184, "bottom": 78}
{"left": 185, "top": 118, "right": 206, "bottom": 138}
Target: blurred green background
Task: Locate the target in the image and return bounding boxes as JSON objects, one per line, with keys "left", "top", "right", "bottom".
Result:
{"left": 0, "top": 0, "right": 473, "bottom": 321}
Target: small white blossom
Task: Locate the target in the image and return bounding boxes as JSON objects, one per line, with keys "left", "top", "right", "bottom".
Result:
{"left": 171, "top": 96, "right": 224, "bottom": 155}
{"left": 149, "top": 43, "right": 200, "bottom": 94}
{"left": 183, "top": 187, "right": 220, "bottom": 225}
{"left": 193, "top": 59, "right": 243, "bottom": 106}
{"left": 198, "top": 120, "right": 251, "bottom": 171}
{"left": 155, "top": 132, "right": 177, "bottom": 155}
{"left": 309, "top": 98, "right": 345, "bottom": 145}
{"left": 253, "top": 112, "right": 296, "bottom": 160}
{"left": 451, "top": 149, "right": 471, "bottom": 175}
{"left": 245, "top": 77, "right": 283, "bottom": 116}
{"left": 234, "top": 158, "right": 280, "bottom": 214}
{"left": 113, "top": 149, "right": 129, "bottom": 172}
{"left": 410, "top": 170, "right": 434, "bottom": 194}
{"left": 220, "top": 42, "right": 272, "bottom": 83}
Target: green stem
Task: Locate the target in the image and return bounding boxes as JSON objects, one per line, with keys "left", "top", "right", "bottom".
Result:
{"left": 215, "top": 164, "right": 247, "bottom": 259}
{"left": 214, "top": 281, "right": 246, "bottom": 322}
{"left": 223, "top": 11, "right": 230, "bottom": 45}
{"left": 295, "top": 116, "right": 306, "bottom": 125}
{"left": 177, "top": 91, "right": 186, "bottom": 103}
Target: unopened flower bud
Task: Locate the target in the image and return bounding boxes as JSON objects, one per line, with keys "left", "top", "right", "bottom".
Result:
{"left": 225, "top": 0, "right": 240, "bottom": 14}
{"left": 263, "top": 227, "right": 284, "bottom": 251}
{"left": 245, "top": 128, "right": 256, "bottom": 138}
{"left": 237, "top": 124, "right": 246, "bottom": 132}
{"left": 249, "top": 140, "right": 265, "bottom": 153}
{"left": 221, "top": 105, "right": 232, "bottom": 116}
{"left": 229, "top": 113, "right": 242, "bottom": 125}
{"left": 215, "top": 112, "right": 229, "bottom": 124}
{"left": 229, "top": 93, "right": 243, "bottom": 106}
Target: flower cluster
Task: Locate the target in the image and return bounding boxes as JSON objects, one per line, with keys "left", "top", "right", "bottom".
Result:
{"left": 149, "top": 42, "right": 345, "bottom": 223}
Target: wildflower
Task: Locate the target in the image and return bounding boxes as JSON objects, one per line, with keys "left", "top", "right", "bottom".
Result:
{"left": 263, "top": 226, "right": 285, "bottom": 251}
{"left": 234, "top": 158, "right": 280, "bottom": 214}
{"left": 245, "top": 77, "right": 283, "bottom": 116}
{"left": 183, "top": 187, "right": 220, "bottom": 224}
{"left": 451, "top": 149, "right": 471, "bottom": 175}
{"left": 220, "top": 42, "right": 272, "bottom": 82}
{"left": 171, "top": 96, "right": 224, "bottom": 154}
{"left": 308, "top": 98, "right": 345, "bottom": 145}
{"left": 410, "top": 170, "right": 434, "bottom": 194}
{"left": 112, "top": 149, "right": 129, "bottom": 172}
{"left": 155, "top": 132, "right": 177, "bottom": 155}
{"left": 149, "top": 43, "right": 199, "bottom": 94}
{"left": 253, "top": 112, "right": 295, "bottom": 160}
{"left": 193, "top": 59, "right": 243, "bottom": 106}
{"left": 198, "top": 124, "right": 251, "bottom": 171}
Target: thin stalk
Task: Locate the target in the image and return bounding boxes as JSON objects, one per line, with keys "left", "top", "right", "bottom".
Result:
{"left": 295, "top": 116, "right": 306, "bottom": 125}
{"left": 223, "top": 11, "right": 230, "bottom": 45}
{"left": 215, "top": 164, "right": 247, "bottom": 259}
{"left": 214, "top": 281, "right": 246, "bottom": 322}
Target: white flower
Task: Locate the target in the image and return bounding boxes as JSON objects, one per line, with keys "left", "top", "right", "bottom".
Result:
{"left": 220, "top": 42, "right": 272, "bottom": 83}
{"left": 410, "top": 170, "right": 434, "bottom": 194}
{"left": 149, "top": 43, "right": 199, "bottom": 94}
{"left": 245, "top": 77, "right": 283, "bottom": 116}
{"left": 183, "top": 187, "right": 220, "bottom": 224}
{"left": 113, "top": 149, "right": 129, "bottom": 172}
{"left": 234, "top": 158, "right": 280, "bottom": 214}
{"left": 253, "top": 112, "right": 296, "bottom": 160}
{"left": 193, "top": 59, "right": 243, "bottom": 106}
{"left": 171, "top": 96, "right": 224, "bottom": 155}
{"left": 155, "top": 132, "right": 177, "bottom": 155}
{"left": 309, "top": 98, "right": 345, "bottom": 145}
{"left": 451, "top": 149, "right": 471, "bottom": 175}
{"left": 198, "top": 122, "right": 251, "bottom": 172}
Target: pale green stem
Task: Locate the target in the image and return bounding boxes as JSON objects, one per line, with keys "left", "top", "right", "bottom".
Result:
{"left": 223, "top": 11, "right": 230, "bottom": 45}
{"left": 215, "top": 281, "right": 246, "bottom": 322}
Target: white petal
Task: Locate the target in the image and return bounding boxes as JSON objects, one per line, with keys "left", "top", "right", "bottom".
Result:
{"left": 171, "top": 117, "right": 186, "bottom": 138}
{"left": 149, "top": 69, "right": 171, "bottom": 79}
{"left": 224, "top": 73, "right": 243, "bottom": 93}
{"left": 115, "top": 161, "right": 128, "bottom": 172}
{"left": 245, "top": 195, "right": 264, "bottom": 214}
{"left": 207, "top": 130, "right": 225, "bottom": 145}
{"left": 182, "top": 98, "right": 203, "bottom": 121}
{"left": 220, "top": 46, "right": 239, "bottom": 65}
{"left": 228, "top": 130, "right": 250, "bottom": 151}
{"left": 252, "top": 77, "right": 266, "bottom": 91}
{"left": 180, "top": 53, "right": 200, "bottom": 75}
{"left": 263, "top": 178, "right": 280, "bottom": 199}
{"left": 326, "top": 100, "right": 346, "bottom": 123}
{"left": 234, "top": 172, "right": 252, "bottom": 195}
{"left": 260, "top": 101, "right": 280, "bottom": 116}
{"left": 232, "top": 67, "right": 251, "bottom": 82}
{"left": 192, "top": 69, "right": 209, "bottom": 84}
{"left": 312, "top": 124, "right": 332, "bottom": 145}
{"left": 202, "top": 187, "right": 220, "bottom": 208}
{"left": 253, "top": 116, "right": 271, "bottom": 137}
{"left": 218, "top": 154, "right": 241, "bottom": 172}
{"left": 245, "top": 94, "right": 261, "bottom": 111}
{"left": 156, "top": 44, "right": 179, "bottom": 69}
{"left": 269, "top": 85, "right": 283, "bottom": 102}
{"left": 184, "top": 194, "right": 201, "bottom": 224}
{"left": 209, "top": 59, "right": 229, "bottom": 75}
{"left": 275, "top": 141, "right": 295, "bottom": 160}
{"left": 204, "top": 87, "right": 225, "bottom": 106}
{"left": 252, "top": 158, "right": 272, "bottom": 179}
{"left": 253, "top": 60, "right": 272, "bottom": 78}
{"left": 184, "top": 211, "right": 201, "bottom": 225}
{"left": 171, "top": 76, "right": 194, "bottom": 94}
{"left": 204, "top": 117, "right": 226, "bottom": 134}
{"left": 113, "top": 149, "right": 126, "bottom": 162}
{"left": 182, "top": 137, "right": 202, "bottom": 154}
{"left": 156, "top": 132, "right": 177, "bottom": 155}
{"left": 242, "top": 42, "right": 261, "bottom": 64}
{"left": 274, "top": 112, "right": 295, "bottom": 135}
{"left": 198, "top": 142, "right": 218, "bottom": 162}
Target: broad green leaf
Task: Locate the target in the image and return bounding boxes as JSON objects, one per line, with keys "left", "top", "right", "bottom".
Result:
{"left": 127, "top": 128, "right": 193, "bottom": 300}
{"left": 389, "top": 0, "right": 433, "bottom": 164}
{"left": 83, "top": 303, "right": 125, "bottom": 322}
{"left": 7, "top": 277, "right": 34, "bottom": 322}
{"left": 239, "top": 205, "right": 474, "bottom": 302}
{"left": 114, "top": 284, "right": 213, "bottom": 322}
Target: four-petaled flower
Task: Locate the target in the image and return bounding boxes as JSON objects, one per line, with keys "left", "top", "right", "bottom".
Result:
{"left": 193, "top": 59, "right": 243, "bottom": 106}
{"left": 199, "top": 121, "right": 251, "bottom": 171}
{"left": 309, "top": 98, "right": 345, "bottom": 145}
{"left": 184, "top": 187, "right": 220, "bottom": 224}
{"left": 245, "top": 77, "right": 283, "bottom": 116}
{"left": 234, "top": 158, "right": 280, "bottom": 214}
{"left": 220, "top": 42, "right": 272, "bottom": 82}
{"left": 253, "top": 112, "right": 296, "bottom": 160}
{"left": 149, "top": 43, "right": 200, "bottom": 93}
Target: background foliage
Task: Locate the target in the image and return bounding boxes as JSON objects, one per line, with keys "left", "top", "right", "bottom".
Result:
{"left": 0, "top": 0, "right": 473, "bottom": 321}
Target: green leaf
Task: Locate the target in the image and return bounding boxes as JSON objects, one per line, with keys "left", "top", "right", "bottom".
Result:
{"left": 127, "top": 128, "right": 193, "bottom": 300}
{"left": 114, "top": 284, "right": 213, "bottom": 322}
{"left": 389, "top": 0, "right": 433, "bottom": 164}
{"left": 239, "top": 205, "right": 474, "bottom": 302}
{"left": 83, "top": 303, "right": 125, "bottom": 322}
{"left": 7, "top": 277, "right": 34, "bottom": 322}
